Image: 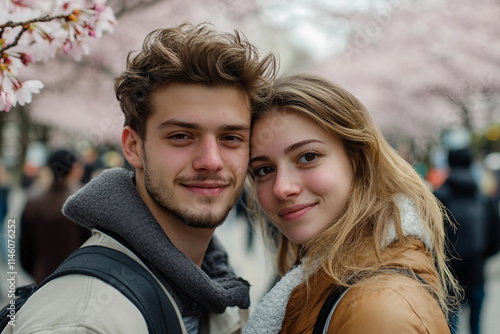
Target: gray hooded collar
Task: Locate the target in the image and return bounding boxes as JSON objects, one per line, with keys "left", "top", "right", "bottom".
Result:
{"left": 62, "top": 167, "right": 249, "bottom": 315}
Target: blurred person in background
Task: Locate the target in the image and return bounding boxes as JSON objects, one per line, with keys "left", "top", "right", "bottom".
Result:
{"left": 0, "top": 161, "right": 11, "bottom": 264}
{"left": 20, "top": 148, "right": 91, "bottom": 284}
{"left": 80, "top": 147, "right": 105, "bottom": 184}
{"left": 0, "top": 162, "right": 9, "bottom": 223}
{"left": 434, "top": 147, "right": 500, "bottom": 334}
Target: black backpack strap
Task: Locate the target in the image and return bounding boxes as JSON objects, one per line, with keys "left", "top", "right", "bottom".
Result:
{"left": 312, "top": 286, "right": 348, "bottom": 334}
{"left": 378, "top": 267, "right": 439, "bottom": 301}
{"left": 39, "top": 245, "right": 183, "bottom": 334}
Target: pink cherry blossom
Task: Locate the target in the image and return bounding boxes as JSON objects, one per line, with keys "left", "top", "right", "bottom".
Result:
{"left": 19, "top": 52, "right": 35, "bottom": 66}
{"left": 0, "top": 0, "right": 116, "bottom": 112}
{"left": 62, "top": 40, "right": 72, "bottom": 54}
{"left": 94, "top": 3, "right": 106, "bottom": 13}
{"left": 0, "top": 90, "right": 14, "bottom": 112}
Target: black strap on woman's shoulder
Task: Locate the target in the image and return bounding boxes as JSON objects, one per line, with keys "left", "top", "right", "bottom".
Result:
{"left": 378, "top": 267, "right": 439, "bottom": 300}
{"left": 378, "top": 267, "right": 425, "bottom": 283}
{"left": 312, "top": 286, "right": 347, "bottom": 334}
{"left": 313, "top": 268, "right": 435, "bottom": 333}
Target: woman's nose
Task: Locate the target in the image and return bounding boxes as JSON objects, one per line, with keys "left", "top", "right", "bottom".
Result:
{"left": 272, "top": 168, "right": 300, "bottom": 200}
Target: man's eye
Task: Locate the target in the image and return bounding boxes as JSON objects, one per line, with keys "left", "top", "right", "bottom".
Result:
{"left": 221, "top": 135, "right": 242, "bottom": 142}
{"left": 254, "top": 166, "right": 275, "bottom": 176}
{"left": 298, "top": 152, "right": 318, "bottom": 163}
{"left": 169, "top": 134, "right": 191, "bottom": 140}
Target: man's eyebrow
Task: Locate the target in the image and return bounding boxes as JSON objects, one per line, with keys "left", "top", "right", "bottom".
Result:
{"left": 219, "top": 124, "right": 250, "bottom": 132}
{"left": 250, "top": 139, "right": 324, "bottom": 165}
{"left": 158, "top": 119, "right": 250, "bottom": 132}
{"left": 158, "top": 119, "right": 200, "bottom": 130}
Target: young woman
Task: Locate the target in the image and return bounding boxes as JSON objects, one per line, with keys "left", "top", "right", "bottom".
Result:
{"left": 243, "top": 74, "right": 459, "bottom": 333}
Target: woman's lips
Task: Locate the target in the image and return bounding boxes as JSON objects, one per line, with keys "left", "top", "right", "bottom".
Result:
{"left": 278, "top": 203, "right": 317, "bottom": 221}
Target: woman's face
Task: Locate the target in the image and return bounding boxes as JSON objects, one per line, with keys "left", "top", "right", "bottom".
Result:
{"left": 250, "top": 111, "right": 353, "bottom": 245}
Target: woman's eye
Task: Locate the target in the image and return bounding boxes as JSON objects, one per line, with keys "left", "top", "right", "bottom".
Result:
{"left": 298, "top": 152, "right": 318, "bottom": 163}
{"left": 254, "top": 166, "right": 275, "bottom": 176}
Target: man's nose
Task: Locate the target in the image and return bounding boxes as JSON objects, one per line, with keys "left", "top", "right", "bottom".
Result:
{"left": 193, "top": 138, "right": 224, "bottom": 172}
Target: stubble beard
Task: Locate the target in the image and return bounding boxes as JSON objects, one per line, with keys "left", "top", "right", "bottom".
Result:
{"left": 143, "top": 160, "right": 241, "bottom": 229}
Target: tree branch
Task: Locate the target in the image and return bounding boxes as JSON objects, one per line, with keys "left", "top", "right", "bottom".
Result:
{"left": 0, "top": 14, "right": 68, "bottom": 53}
{"left": 0, "top": 26, "right": 27, "bottom": 54}
{"left": 110, "top": 0, "right": 164, "bottom": 18}
{"left": 0, "top": 14, "right": 67, "bottom": 29}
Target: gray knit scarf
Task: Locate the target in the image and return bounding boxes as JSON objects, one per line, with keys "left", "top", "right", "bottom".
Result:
{"left": 62, "top": 167, "right": 250, "bottom": 318}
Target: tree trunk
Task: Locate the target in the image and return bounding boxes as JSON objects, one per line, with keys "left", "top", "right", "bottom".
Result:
{"left": 14, "top": 105, "right": 31, "bottom": 188}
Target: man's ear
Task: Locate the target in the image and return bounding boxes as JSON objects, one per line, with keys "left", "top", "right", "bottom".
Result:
{"left": 122, "top": 126, "right": 144, "bottom": 169}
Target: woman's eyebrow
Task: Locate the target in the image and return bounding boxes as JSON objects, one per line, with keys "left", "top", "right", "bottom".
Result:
{"left": 283, "top": 139, "right": 324, "bottom": 154}
{"left": 249, "top": 155, "right": 270, "bottom": 165}
{"left": 250, "top": 139, "right": 324, "bottom": 165}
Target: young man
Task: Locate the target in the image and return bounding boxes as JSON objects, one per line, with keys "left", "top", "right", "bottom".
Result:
{"left": 6, "top": 23, "right": 277, "bottom": 334}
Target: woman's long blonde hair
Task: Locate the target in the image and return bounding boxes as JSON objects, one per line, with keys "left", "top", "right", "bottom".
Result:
{"left": 247, "top": 73, "right": 459, "bottom": 317}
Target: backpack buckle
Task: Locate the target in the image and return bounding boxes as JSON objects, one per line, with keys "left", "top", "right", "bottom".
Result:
{"left": 15, "top": 283, "right": 37, "bottom": 298}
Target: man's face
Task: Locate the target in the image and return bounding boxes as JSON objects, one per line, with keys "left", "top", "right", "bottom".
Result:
{"left": 136, "top": 83, "right": 251, "bottom": 229}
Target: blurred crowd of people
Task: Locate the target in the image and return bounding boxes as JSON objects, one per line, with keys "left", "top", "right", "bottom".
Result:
{"left": 0, "top": 128, "right": 499, "bottom": 334}
{"left": 0, "top": 144, "right": 130, "bottom": 283}
{"left": 433, "top": 147, "right": 500, "bottom": 334}
{"left": 396, "top": 128, "right": 500, "bottom": 334}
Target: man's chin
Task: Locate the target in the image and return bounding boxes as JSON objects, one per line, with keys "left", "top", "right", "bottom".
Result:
{"left": 183, "top": 213, "right": 229, "bottom": 229}
{"left": 170, "top": 203, "right": 233, "bottom": 229}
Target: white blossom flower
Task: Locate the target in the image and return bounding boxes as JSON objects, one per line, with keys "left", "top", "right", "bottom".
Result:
{"left": 14, "top": 80, "right": 44, "bottom": 106}
{"left": 0, "top": 0, "right": 116, "bottom": 111}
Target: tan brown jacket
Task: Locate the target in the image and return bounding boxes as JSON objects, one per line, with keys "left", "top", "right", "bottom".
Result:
{"left": 281, "top": 239, "right": 450, "bottom": 333}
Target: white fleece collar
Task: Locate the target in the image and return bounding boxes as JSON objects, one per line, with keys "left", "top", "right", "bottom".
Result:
{"left": 242, "top": 264, "right": 306, "bottom": 334}
{"left": 243, "top": 194, "right": 431, "bottom": 334}
{"left": 385, "top": 194, "right": 432, "bottom": 250}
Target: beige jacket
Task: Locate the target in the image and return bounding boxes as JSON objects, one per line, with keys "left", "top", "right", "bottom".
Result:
{"left": 2, "top": 230, "right": 248, "bottom": 334}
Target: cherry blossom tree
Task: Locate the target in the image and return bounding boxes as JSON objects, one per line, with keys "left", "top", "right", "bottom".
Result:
{"left": 14, "top": 0, "right": 264, "bottom": 146}
{"left": 0, "top": 0, "right": 116, "bottom": 112}
{"left": 3, "top": 0, "right": 499, "bottom": 179}
{"left": 306, "top": 0, "right": 500, "bottom": 158}
{"left": 0, "top": 0, "right": 265, "bottom": 185}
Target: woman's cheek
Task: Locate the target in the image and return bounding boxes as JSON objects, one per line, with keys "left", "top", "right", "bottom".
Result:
{"left": 303, "top": 171, "right": 334, "bottom": 195}
{"left": 257, "top": 185, "right": 273, "bottom": 214}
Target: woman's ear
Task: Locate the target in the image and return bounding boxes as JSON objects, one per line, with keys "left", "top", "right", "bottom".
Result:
{"left": 122, "top": 126, "right": 144, "bottom": 169}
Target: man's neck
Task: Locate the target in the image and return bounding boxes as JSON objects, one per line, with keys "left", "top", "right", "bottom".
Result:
{"left": 139, "top": 195, "right": 214, "bottom": 266}
{"left": 157, "top": 216, "right": 215, "bottom": 267}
